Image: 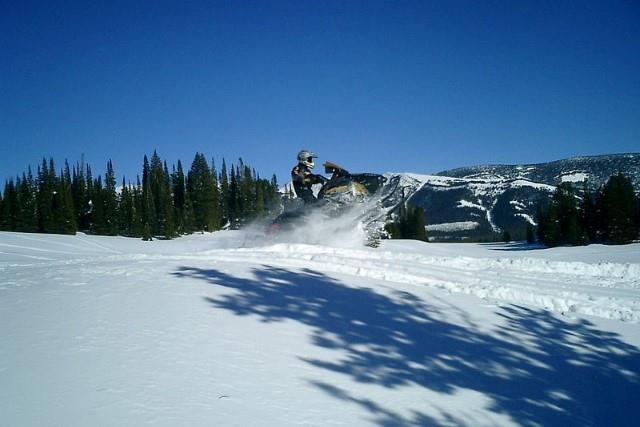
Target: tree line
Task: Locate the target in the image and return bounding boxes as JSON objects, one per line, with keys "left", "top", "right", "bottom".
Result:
{"left": 385, "top": 203, "right": 427, "bottom": 241}
{"left": 536, "top": 173, "right": 640, "bottom": 246}
{"left": 0, "top": 152, "right": 281, "bottom": 239}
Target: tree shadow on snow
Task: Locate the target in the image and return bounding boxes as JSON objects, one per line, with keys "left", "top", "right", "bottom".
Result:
{"left": 481, "top": 242, "right": 547, "bottom": 252}
{"left": 172, "top": 266, "right": 640, "bottom": 426}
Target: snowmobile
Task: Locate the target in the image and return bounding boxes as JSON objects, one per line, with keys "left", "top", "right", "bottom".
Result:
{"left": 319, "top": 161, "right": 386, "bottom": 205}
{"left": 269, "top": 162, "right": 403, "bottom": 242}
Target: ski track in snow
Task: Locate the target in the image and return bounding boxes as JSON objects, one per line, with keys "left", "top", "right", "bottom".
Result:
{"left": 200, "top": 245, "right": 640, "bottom": 322}
{"left": 2, "top": 234, "right": 638, "bottom": 322}
{"left": 2, "top": 231, "right": 640, "bottom": 426}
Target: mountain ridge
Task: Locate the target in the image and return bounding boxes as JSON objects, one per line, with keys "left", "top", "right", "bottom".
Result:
{"left": 389, "top": 153, "right": 640, "bottom": 241}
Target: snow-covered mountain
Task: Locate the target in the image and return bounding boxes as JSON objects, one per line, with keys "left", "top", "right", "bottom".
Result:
{"left": 388, "top": 153, "right": 640, "bottom": 241}
{"left": 437, "top": 153, "right": 640, "bottom": 190}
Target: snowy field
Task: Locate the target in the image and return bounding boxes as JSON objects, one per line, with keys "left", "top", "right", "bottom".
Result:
{"left": 1, "top": 231, "right": 639, "bottom": 426}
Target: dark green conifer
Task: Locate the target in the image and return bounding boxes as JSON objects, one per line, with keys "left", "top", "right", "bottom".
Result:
{"left": 219, "top": 159, "right": 230, "bottom": 227}
{"left": 526, "top": 224, "right": 535, "bottom": 244}
{"left": 55, "top": 161, "right": 77, "bottom": 234}
{"left": 580, "top": 181, "right": 595, "bottom": 243}
{"left": 228, "top": 165, "right": 239, "bottom": 228}
{"left": 17, "top": 170, "right": 38, "bottom": 232}
{"left": 1, "top": 179, "right": 18, "bottom": 230}
{"left": 37, "top": 158, "right": 55, "bottom": 233}
{"left": 187, "top": 153, "right": 219, "bottom": 232}
{"left": 72, "top": 163, "right": 89, "bottom": 230}
{"left": 103, "top": 160, "right": 118, "bottom": 235}
{"left": 172, "top": 161, "right": 187, "bottom": 234}
{"left": 142, "top": 222, "right": 153, "bottom": 241}
{"left": 600, "top": 174, "right": 637, "bottom": 244}
{"left": 141, "top": 155, "right": 157, "bottom": 236}
{"left": 118, "top": 178, "right": 135, "bottom": 236}
{"left": 132, "top": 176, "right": 144, "bottom": 237}
{"left": 91, "top": 176, "right": 106, "bottom": 234}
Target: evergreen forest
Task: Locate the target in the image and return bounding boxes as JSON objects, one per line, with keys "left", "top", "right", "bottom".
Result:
{"left": 536, "top": 174, "right": 640, "bottom": 246}
{"left": 0, "top": 152, "right": 281, "bottom": 240}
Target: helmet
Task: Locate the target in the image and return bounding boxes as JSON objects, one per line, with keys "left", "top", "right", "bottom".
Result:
{"left": 297, "top": 149, "right": 317, "bottom": 169}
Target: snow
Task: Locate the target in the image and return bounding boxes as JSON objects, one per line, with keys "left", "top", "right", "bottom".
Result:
{"left": 516, "top": 212, "right": 537, "bottom": 226}
{"left": 426, "top": 221, "right": 480, "bottom": 232}
{"left": 509, "top": 200, "right": 526, "bottom": 210}
{"left": 457, "top": 199, "right": 486, "bottom": 211}
{"left": 457, "top": 200, "right": 500, "bottom": 232}
{"left": 2, "top": 231, "right": 640, "bottom": 425}
{"left": 561, "top": 172, "right": 589, "bottom": 183}
{"left": 388, "top": 172, "right": 457, "bottom": 188}
{"left": 510, "top": 179, "right": 556, "bottom": 191}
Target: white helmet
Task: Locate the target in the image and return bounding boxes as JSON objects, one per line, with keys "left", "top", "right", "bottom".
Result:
{"left": 297, "top": 149, "right": 317, "bottom": 169}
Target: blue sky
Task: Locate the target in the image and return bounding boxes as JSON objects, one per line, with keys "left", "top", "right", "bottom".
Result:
{"left": 1, "top": 0, "right": 638, "bottom": 184}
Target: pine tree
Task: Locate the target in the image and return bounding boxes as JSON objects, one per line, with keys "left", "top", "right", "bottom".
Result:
{"left": 228, "top": 165, "right": 239, "bottom": 227}
{"left": 143, "top": 152, "right": 176, "bottom": 238}
{"left": 20, "top": 166, "right": 38, "bottom": 233}
{"left": 183, "top": 191, "right": 196, "bottom": 233}
{"left": 37, "top": 158, "right": 55, "bottom": 233}
{"left": 600, "top": 174, "right": 637, "bottom": 244}
{"left": 142, "top": 222, "right": 153, "bottom": 241}
{"left": 593, "top": 185, "right": 607, "bottom": 242}
{"left": 91, "top": 176, "right": 106, "bottom": 234}
{"left": 172, "top": 163, "right": 195, "bottom": 234}
{"left": 103, "top": 160, "right": 118, "bottom": 235}
{"left": 160, "top": 161, "right": 176, "bottom": 238}
{"left": 268, "top": 174, "right": 280, "bottom": 212}
{"left": 210, "top": 158, "right": 222, "bottom": 229}
{"left": 537, "top": 183, "right": 582, "bottom": 246}
{"left": 557, "top": 183, "right": 582, "bottom": 245}
{"left": 385, "top": 203, "right": 427, "bottom": 241}
{"left": 219, "top": 159, "right": 230, "bottom": 227}
{"left": 118, "top": 179, "right": 135, "bottom": 236}
{"left": 255, "top": 180, "right": 265, "bottom": 216}
{"left": 241, "top": 164, "right": 255, "bottom": 221}
{"left": 132, "top": 176, "right": 144, "bottom": 237}
{"left": 84, "top": 165, "right": 95, "bottom": 231}
{"left": 17, "top": 170, "right": 37, "bottom": 232}
{"left": 235, "top": 161, "right": 245, "bottom": 219}
{"left": 536, "top": 197, "right": 559, "bottom": 247}
{"left": 526, "top": 224, "right": 535, "bottom": 244}
{"left": 54, "top": 161, "right": 77, "bottom": 234}
{"left": 581, "top": 181, "right": 596, "bottom": 243}
{"left": 172, "top": 161, "right": 187, "bottom": 234}
{"left": 141, "top": 155, "right": 157, "bottom": 236}
{"left": 187, "top": 153, "right": 219, "bottom": 232}
{"left": 72, "top": 161, "right": 89, "bottom": 230}
{"left": 149, "top": 152, "right": 163, "bottom": 234}
{"left": 1, "top": 179, "right": 18, "bottom": 230}
{"left": 408, "top": 204, "right": 427, "bottom": 241}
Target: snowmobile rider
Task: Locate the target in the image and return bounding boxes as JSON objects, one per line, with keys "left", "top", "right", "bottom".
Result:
{"left": 291, "top": 149, "right": 328, "bottom": 204}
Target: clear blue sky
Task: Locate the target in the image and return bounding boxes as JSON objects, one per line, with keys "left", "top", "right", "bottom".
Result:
{"left": 1, "top": 0, "right": 638, "bottom": 184}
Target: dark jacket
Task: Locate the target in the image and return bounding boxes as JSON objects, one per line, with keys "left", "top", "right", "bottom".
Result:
{"left": 291, "top": 163, "right": 326, "bottom": 203}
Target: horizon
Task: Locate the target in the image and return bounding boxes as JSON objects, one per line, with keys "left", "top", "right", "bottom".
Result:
{"left": 2, "top": 1, "right": 638, "bottom": 184}
{"left": 3, "top": 150, "right": 639, "bottom": 185}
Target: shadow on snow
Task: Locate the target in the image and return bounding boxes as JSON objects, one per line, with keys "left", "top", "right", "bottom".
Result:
{"left": 480, "top": 242, "right": 548, "bottom": 252}
{"left": 173, "top": 265, "right": 640, "bottom": 426}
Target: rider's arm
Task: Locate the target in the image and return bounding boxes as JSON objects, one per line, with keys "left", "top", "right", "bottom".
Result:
{"left": 311, "top": 174, "right": 328, "bottom": 185}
